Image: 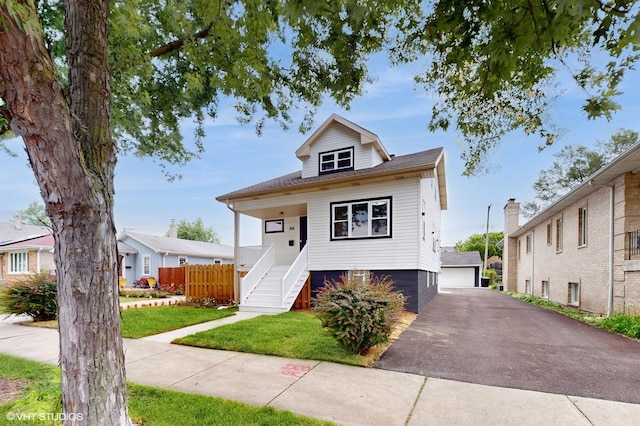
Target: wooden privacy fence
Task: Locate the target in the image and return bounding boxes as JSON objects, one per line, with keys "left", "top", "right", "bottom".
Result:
{"left": 158, "top": 264, "right": 311, "bottom": 310}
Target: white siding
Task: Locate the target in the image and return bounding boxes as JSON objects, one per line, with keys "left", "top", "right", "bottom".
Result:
{"left": 301, "top": 124, "right": 384, "bottom": 178}
{"left": 263, "top": 216, "right": 301, "bottom": 265}
{"left": 419, "top": 177, "right": 442, "bottom": 272}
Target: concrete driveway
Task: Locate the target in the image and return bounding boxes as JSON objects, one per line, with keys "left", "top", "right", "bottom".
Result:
{"left": 376, "top": 288, "right": 640, "bottom": 404}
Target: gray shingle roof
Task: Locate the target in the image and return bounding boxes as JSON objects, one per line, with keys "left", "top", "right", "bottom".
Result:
{"left": 217, "top": 147, "right": 444, "bottom": 201}
{"left": 118, "top": 231, "right": 233, "bottom": 259}
{"left": 0, "top": 222, "right": 51, "bottom": 245}
{"left": 441, "top": 251, "right": 483, "bottom": 267}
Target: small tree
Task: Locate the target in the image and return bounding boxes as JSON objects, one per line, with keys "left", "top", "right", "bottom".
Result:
{"left": 314, "top": 274, "right": 405, "bottom": 355}
{"left": 173, "top": 218, "right": 221, "bottom": 243}
{"left": 16, "top": 201, "right": 52, "bottom": 227}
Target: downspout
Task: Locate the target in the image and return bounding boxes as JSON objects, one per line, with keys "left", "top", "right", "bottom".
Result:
{"left": 225, "top": 200, "right": 240, "bottom": 305}
{"left": 530, "top": 230, "right": 534, "bottom": 295}
{"left": 607, "top": 185, "right": 614, "bottom": 317}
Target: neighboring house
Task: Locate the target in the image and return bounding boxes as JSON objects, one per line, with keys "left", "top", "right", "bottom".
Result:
{"left": 0, "top": 218, "right": 55, "bottom": 285}
{"left": 439, "top": 251, "right": 482, "bottom": 289}
{"left": 503, "top": 142, "right": 640, "bottom": 316}
{"left": 216, "top": 114, "right": 447, "bottom": 313}
{"left": 117, "top": 226, "right": 234, "bottom": 286}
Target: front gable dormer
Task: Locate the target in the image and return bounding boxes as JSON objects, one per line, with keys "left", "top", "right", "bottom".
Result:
{"left": 296, "top": 114, "right": 391, "bottom": 178}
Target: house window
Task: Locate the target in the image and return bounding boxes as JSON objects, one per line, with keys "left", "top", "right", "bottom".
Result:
{"left": 555, "top": 216, "right": 563, "bottom": 253}
{"left": 526, "top": 234, "right": 532, "bottom": 254}
{"left": 319, "top": 147, "right": 354, "bottom": 174}
{"left": 546, "top": 222, "right": 552, "bottom": 246}
{"left": 214, "top": 259, "right": 221, "bottom": 265}
{"left": 541, "top": 280, "right": 549, "bottom": 299}
{"left": 142, "top": 255, "right": 151, "bottom": 276}
{"left": 525, "top": 279, "right": 531, "bottom": 294}
{"left": 432, "top": 226, "right": 438, "bottom": 252}
{"left": 578, "top": 206, "right": 587, "bottom": 247}
{"left": 348, "top": 269, "right": 369, "bottom": 283}
{"left": 517, "top": 240, "right": 521, "bottom": 261}
{"left": 9, "top": 252, "right": 29, "bottom": 273}
{"left": 178, "top": 256, "right": 188, "bottom": 265}
{"left": 568, "top": 282, "right": 579, "bottom": 306}
{"left": 331, "top": 197, "right": 391, "bottom": 240}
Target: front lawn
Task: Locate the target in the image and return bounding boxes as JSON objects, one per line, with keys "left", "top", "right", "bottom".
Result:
{"left": 18, "top": 306, "right": 237, "bottom": 339}
{"left": 173, "top": 311, "right": 368, "bottom": 366}
{"left": 0, "top": 354, "right": 332, "bottom": 426}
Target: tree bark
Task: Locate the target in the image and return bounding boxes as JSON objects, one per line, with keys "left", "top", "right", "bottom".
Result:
{"left": 0, "top": 1, "right": 131, "bottom": 424}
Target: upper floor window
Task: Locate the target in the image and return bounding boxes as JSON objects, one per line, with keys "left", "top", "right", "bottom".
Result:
{"left": 546, "top": 222, "right": 552, "bottom": 245}
{"left": 331, "top": 197, "right": 391, "bottom": 240}
{"left": 555, "top": 216, "right": 563, "bottom": 253}
{"left": 526, "top": 234, "right": 532, "bottom": 254}
{"left": 578, "top": 206, "right": 587, "bottom": 247}
{"left": 319, "top": 147, "right": 354, "bottom": 174}
{"left": 9, "top": 252, "right": 29, "bottom": 273}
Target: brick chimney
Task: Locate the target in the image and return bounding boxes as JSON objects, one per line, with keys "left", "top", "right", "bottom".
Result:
{"left": 13, "top": 215, "right": 22, "bottom": 230}
{"left": 168, "top": 219, "right": 177, "bottom": 238}
{"left": 503, "top": 199, "right": 520, "bottom": 292}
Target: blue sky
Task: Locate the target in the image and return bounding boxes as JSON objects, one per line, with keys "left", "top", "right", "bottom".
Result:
{"left": 1, "top": 60, "right": 639, "bottom": 247}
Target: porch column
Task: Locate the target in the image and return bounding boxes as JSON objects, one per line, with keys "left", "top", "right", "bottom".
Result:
{"left": 234, "top": 209, "right": 240, "bottom": 304}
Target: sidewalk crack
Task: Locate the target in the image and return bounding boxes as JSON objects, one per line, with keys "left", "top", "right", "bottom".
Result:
{"left": 405, "top": 376, "right": 427, "bottom": 426}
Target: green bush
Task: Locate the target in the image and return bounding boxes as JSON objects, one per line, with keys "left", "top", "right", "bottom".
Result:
{"left": 313, "top": 274, "right": 405, "bottom": 355}
{"left": 598, "top": 314, "right": 640, "bottom": 339}
{"left": 0, "top": 273, "right": 57, "bottom": 321}
{"left": 485, "top": 268, "right": 497, "bottom": 287}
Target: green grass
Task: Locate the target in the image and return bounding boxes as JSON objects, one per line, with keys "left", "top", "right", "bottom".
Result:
{"left": 507, "top": 292, "right": 640, "bottom": 339}
{"left": 16, "top": 306, "right": 238, "bottom": 339}
{"left": 120, "top": 306, "right": 237, "bottom": 338}
{"left": 174, "top": 311, "right": 368, "bottom": 366}
{"left": 0, "top": 354, "right": 332, "bottom": 426}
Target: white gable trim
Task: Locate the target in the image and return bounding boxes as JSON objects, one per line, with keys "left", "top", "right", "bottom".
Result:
{"left": 295, "top": 113, "right": 390, "bottom": 161}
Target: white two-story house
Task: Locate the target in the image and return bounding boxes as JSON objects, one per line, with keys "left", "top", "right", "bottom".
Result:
{"left": 217, "top": 114, "right": 447, "bottom": 313}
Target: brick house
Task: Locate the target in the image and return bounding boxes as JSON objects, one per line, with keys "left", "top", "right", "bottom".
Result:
{"left": 503, "top": 142, "right": 640, "bottom": 316}
{"left": 0, "top": 218, "right": 55, "bottom": 285}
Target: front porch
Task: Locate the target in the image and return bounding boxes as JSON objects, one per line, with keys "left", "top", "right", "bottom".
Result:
{"left": 229, "top": 202, "right": 309, "bottom": 313}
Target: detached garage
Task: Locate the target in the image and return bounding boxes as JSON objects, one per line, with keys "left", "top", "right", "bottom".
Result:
{"left": 439, "top": 251, "right": 482, "bottom": 289}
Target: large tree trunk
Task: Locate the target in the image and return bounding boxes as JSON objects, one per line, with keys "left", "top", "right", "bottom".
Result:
{"left": 0, "top": 1, "right": 131, "bottom": 424}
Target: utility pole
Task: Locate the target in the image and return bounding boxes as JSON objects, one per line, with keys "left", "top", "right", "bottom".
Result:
{"left": 483, "top": 204, "right": 491, "bottom": 276}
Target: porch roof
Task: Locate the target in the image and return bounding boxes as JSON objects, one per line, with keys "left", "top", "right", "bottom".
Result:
{"left": 217, "top": 147, "right": 447, "bottom": 209}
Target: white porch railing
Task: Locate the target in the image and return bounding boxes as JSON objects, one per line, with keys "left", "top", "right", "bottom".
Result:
{"left": 237, "top": 245, "right": 270, "bottom": 271}
{"left": 240, "top": 244, "right": 274, "bottom": 304}
{"left": 281, "top": 244, "right": 309, "bottom": 307}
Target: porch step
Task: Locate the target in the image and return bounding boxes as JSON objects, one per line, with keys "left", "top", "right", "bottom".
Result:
{"left": 240, "top": 265, "right": 308, "bottom": 314}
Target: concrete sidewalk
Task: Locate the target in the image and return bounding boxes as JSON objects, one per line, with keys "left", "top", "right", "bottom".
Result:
{"left": 1, "top": 315, "right": 639, "bottom": 425}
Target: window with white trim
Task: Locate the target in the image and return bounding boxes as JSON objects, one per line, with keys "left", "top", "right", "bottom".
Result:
{"left": 555, "top": 216, "right": 563, "bottom": 253}
{"left": 546, "top": 222, "right": 552, "bottom": 245}
{"left": 578, "top": 206, "right": 587, "bottom": 247}
{"left": 526, "top": 234, "right": 532, "bottom": 254}
{"left": 9, "top": 252, "right": 29, "bottom": 273}
{"left": 142, "top": 255, "right": 151, "bottom": 276}
{"left": 331, "top": 197, "right": 391, "bottom": 240}
{"left": 319, "top": 147, "right": 354, "bottom": 174}
{"left": 348, "top": 270, "right": 369, "bottom": 283}
{"left": 569, "top": 282, "right": 579, "bottom": 306}
{"left": 541, "top": 280, "right": 549, "bottom": 299}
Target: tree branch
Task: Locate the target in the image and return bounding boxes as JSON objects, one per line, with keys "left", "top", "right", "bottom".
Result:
{"left": 147, "top": 22, "right": 214, "bottom": 58}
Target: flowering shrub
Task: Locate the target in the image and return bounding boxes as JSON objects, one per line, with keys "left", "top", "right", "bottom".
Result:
{"left": 0, "top": 272, "right": 58, "bottom": 321}
{"left": 313, "top": 274, "right": 405, "bottom": 355}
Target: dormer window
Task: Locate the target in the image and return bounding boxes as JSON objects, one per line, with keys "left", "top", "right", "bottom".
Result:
{"left": 319, "top": 147, "right": 354, "bottom": 174}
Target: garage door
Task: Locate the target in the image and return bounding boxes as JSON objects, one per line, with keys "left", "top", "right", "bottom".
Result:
{"left": 440, "top": 267, "right": 476, "bottom": 288}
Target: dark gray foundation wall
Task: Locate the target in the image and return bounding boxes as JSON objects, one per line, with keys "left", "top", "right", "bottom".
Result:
{"left": 309, "top": 269, "right": 438, "bottom": 313}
